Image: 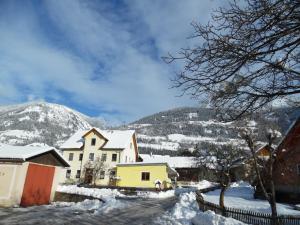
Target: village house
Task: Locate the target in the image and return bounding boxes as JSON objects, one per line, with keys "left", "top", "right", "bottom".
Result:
{"left": 139, "top": 154, "right": 218, "bottom": 185}
{"left": 230, "top": 144, "right": 272, "bottom": 182}
{"left": 271, "top": 117, "right": 300, "bottom": 203}
{"left": 116, "top": 162, "right": 178, "bottom": 190}
{"left": 0, "top": 144, "right": 69, "bottom": 207}
{"left": 60, "top": 128, "right": 138, "bottom": 186}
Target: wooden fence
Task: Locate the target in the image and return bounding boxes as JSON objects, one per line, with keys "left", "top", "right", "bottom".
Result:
{"left": 195, "top": 191, "right": 300, "bottom": 225}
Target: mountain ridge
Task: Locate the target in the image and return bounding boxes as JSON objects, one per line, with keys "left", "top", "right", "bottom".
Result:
{"left": 0, "top": 101, "right": 94, "bottom": 147}
{"left": 0, "top": 101, "right": 299, "bottom": 155}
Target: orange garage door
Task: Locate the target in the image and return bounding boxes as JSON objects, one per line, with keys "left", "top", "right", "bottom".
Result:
{"left": 21, "top": 163, "right": 55, "bottom": 207}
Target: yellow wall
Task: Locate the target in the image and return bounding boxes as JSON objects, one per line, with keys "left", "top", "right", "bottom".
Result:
{"left": 116, "top": 164, "right": 172, "bottom": 189}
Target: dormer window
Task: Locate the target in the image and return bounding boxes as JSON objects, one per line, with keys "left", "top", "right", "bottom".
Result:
{"left": 91, "top": 138, "right": 96, "bottom": 146}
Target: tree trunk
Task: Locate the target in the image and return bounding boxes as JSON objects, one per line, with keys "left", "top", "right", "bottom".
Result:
{"left": 219, "top": 185, "right": 226, "bottom": 209}
{"left": 244, "top": 134, "right": 278, "bottom": 225}
{"left": 268, "top": 146, "right": 278, "bottom": 225}
{"left": 219, "top": 171, "right": 229, "bottom": 215}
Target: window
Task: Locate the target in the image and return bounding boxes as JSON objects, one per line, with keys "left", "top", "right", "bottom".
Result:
{"left": 66, "top": 170, "right": 71, "bottom": 178}
{"left": 79, "top": 153, "right": 83, "bottom": 161}
{"left": 89, "top": 153, "right": 94, "bottom": 161}
{"left": 100, "top": 171, "right": 105, "bottom": 179}
{"left": 91, "top": 138, "right": 96, "bottom": 146}
{"left": 68, "top": 153, "right": 74, "bottom": 161}
{"left": 297, "top": 164, "right": 300, "bottom": 175}
{"left": 112, "top": 153, "right": 117, "bottom": 162}
{"left": 141, "top": 172, "right": 150, "bottom": 181}
{"left": 110, "top": 170, "right": 116, "bottom": 177}
{"left": 101, "top": 153, "right": 107, "bottom": 162}
{"left": 76, "top": 170, "right": 81, "bottom": 178}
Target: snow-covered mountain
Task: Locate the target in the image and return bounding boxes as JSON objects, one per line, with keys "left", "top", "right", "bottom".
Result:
{"left": 0, "top": 102, "right": 94, "bottom": 147}
{"left": 123, "top": 107, "right": 300, "bottom": 156}
{"left": 0, "top": 102, "right": 298, "bottom": 155}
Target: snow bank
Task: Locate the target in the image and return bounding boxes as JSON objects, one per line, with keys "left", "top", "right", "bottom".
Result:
{"left": 136, "top": 190, "right": 175, "bottom": 199}
{"left": 181, "top": 180, "right": 217, "bottom": 189}
{"left": 52, "top": 198, "right": 131, "bottom": 214}
{"left": 192, "top": 211, "right": 246, "bottom": 225}
{"left": 203, "top": 181, "right": 300, "bottom": 216}
{"left": 52, "top": 199, "right": 103, "bottom": 211}
{"left": 155, "top": 192, "right": 245, "bottom": 225}
{"left": 58, "top": 180, "right": 216, "bottom": 201}
{"left": 57, "top": 185, "right": 125, "bottom": 201}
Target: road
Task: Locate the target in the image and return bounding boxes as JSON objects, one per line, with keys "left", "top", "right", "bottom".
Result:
{"left": 0, "top": 197, "right": 178, "bottom": 225}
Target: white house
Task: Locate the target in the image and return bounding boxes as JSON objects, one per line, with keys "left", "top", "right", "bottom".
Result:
{"left": 60, "top": 128, "right": 138, "bottom": 185}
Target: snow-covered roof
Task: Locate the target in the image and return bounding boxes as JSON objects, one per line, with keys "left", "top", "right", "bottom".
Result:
{"left": 101, "top": 130, "right": 135, "bottom": 149}
{"left": 60, "top": 128, "right": 135, "bottom": 150}
{"left": 139, "top": 154, "right": 198, "bottom": 168}
{"left": 0, "top": 143, "right": 69, "bottom": 166}
{"left": 60, "top": 130, "right": 85, "bottom": 149}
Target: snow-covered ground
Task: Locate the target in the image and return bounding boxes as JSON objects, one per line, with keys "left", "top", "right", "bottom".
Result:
{"left": 154, "top": 192, "right": 246, "bottom": 225}
{"left": 57, "top": 185, "right": 125, "bottom": 201}
{"left": 57, "top": 180, "right": 216, "bottom": 200}
{"left": 52, "top": 198, "right": 130, "bottom": 214}
{"left": 57, "top": 182, "right": 246, "bottom": 225}
{"left": 203, "top": 181, "right": 300, "bottom": 216}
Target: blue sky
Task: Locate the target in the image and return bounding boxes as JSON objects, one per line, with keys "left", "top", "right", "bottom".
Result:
{"left": 0, "top": 0, "right": 223, "bottom": 125}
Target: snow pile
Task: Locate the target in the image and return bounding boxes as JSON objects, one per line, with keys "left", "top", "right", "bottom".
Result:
{"left": 52, "top": 199, "right": 103, "bottom": 211}
{"left": 191, "top": 211, "right": 246, "bottom": 225}
{"left": 57, "top": 185, "right": 125, "bottom": 201}
{"left": 181, "top": 180, "right": 217, "bottom": 189}
{"left": 155, "top": 192, "right": 245, "bottom": 225}
{"left": 136, "top": 190, "right": 175, "bottom": 199}
{"left": 53, "top": 198, "right": 130, "bottom": 214}
{"left": 203, "top": 181, "right": 300, "bottom": 215}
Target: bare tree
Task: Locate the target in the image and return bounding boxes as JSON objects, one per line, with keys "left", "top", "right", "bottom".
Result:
{"left": 164, "top": 0, "right": 300, "bottom": 120}
{"left": 240, "top": 128, "right": 279, "bottom": 225}
{"left": 196, "top": 144, "right": 248, "bottom": 210}
{"left": 83, "top": 157, "right": 107, "bottom": 186}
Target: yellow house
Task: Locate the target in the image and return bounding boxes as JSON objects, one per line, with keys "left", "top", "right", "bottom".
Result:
{"left": 116, "top": 162, "right": 178, "bottom": 190}
{"left": 60, "top": 128, "right": 138, "bottom": 186}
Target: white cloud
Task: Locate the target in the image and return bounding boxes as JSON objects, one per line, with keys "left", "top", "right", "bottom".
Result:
{"left": 0, "top": 0, "right": 221, "bottom": 124}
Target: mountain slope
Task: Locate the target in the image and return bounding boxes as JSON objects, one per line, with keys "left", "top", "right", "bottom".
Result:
{"left": 0, "top": 102, "right": 93, "bottom": 147}
{"left": 124, "top": 107, "right": 299, "bottom": 155}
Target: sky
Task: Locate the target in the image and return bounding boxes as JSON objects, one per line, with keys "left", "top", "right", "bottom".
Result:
{"left": 0, "top": 0, "right": 223, "bottom": 125}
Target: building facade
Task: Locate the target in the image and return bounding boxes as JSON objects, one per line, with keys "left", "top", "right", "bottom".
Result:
{"left": 60, "top": 128, "right": 138, "bottom": 185}
{"left": 116, "top": 162, "right": 178, "bottom": 190}
{"left": 272, "top": 118, "right": 300, "bottom": 203}
{"left": 0, "top": 144, "right": 69, "bottom": 207}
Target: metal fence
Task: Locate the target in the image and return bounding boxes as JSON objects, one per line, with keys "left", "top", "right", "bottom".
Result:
{"left": 196, "top": 192, "right": 300, "bottom": 225}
